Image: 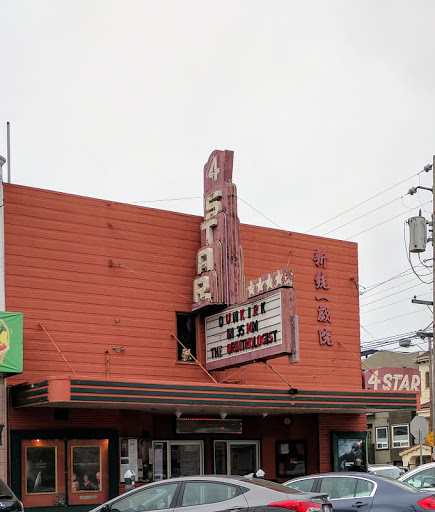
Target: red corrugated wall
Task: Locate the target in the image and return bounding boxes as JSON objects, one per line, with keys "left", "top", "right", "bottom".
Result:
{"left": 318, "top": 414, "right": 367, "bottom": 472}
{"left": 4, "top": 183, "right": 361, "bottom": 392}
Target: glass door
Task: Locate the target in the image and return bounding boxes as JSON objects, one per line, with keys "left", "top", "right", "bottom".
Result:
{"left": 214, "top": 440, "right": 260, "bottom": 475}
{"left": 170, "top": 443, "right": 202, "bottom": 477}
{"left": 153, "top": 441, "right": 203, "bottom": 480}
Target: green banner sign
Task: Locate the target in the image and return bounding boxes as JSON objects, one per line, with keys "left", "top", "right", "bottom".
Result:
{"left": 0, "top": 312, "right": 23, "bottom": 374}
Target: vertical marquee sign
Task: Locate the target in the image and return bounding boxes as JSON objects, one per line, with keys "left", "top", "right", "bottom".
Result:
{"left": 193, "top": 150, "right": 300, "bottom": 371}
{"left": 192, "top": 150, "right": 244, "bottom": 310}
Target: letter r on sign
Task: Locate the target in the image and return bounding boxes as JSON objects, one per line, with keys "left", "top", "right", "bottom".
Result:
{"left": 193, "top": 276, "right": 212, "bottom": 302}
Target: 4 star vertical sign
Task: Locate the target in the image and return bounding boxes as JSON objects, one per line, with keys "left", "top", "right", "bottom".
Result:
{"left": 194, "top": 150, "right": 300, "bottom": 371}
{"left": 192, "top": 150, "right": 244, "bottom": 311}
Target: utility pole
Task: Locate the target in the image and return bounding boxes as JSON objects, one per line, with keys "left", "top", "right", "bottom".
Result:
{"left": 408, "top": 156, "right": 435, "bottom": 460}
{"left": 0, "top": 156, "right": 6, "bottom": 479}
{"left": 432, "top": 154, "right": 435, "bottom": 458}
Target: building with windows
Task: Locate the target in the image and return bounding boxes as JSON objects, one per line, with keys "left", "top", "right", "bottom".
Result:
{"left": 414, "top": 351, "right": 431, "bottom": 421}
{"left": 363, "top": 350, "right": 421, "bottom": 466}
{"left": 3, "top": 150, "right": 418, "bottom": 511}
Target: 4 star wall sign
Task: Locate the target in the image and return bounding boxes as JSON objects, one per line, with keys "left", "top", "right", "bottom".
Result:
{"left": 192, "top": 150, "right": 299, "bottom": 372}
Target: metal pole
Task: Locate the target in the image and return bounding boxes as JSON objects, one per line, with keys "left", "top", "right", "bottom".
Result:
{"left": 0, "top": 157, "right": 6, "bottom": 480}
{"left": 420, "top": 428, "right": 423, "bottom": 466}
{"left": 430, "top": 337, "right": 433, "bottom": 424}
{"left": 6, "top": 123, "right": 10, "bottom": 184}
{"left": 432, "top": 154, "right": 435, "bottom": 461}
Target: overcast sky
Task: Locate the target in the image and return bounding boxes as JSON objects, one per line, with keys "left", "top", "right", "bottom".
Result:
{"left": 1, "top": 0, "right": 434, "bottom": 353}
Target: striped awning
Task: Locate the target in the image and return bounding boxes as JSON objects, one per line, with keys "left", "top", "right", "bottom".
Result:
{"left": 10, "top": 376, "right": 419, "bottom": 416}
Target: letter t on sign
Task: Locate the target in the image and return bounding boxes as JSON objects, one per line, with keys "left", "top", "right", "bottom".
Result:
{"left": 201, "top": 218, "right": 218, "bottom": 245}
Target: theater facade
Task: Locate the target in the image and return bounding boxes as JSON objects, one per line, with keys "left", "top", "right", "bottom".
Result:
{"left": 4, "top": 150, "right": 418, "bottom": 510}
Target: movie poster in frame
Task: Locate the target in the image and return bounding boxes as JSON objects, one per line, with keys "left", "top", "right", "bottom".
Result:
{"left": 332, "top": 431, "right": 367, "bottom": 472}
{"left": 71, "top": 445, "right": 101, "bottom": 492}
{"left": 25, "top": 446, "right": 57, "bottom": 494}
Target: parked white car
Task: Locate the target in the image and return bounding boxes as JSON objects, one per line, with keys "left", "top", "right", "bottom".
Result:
{"left": 367, "top": 464, "right": 403, "bottom": 479}
{"left": 398, "top": 462, "right": 435, "bottom": 490}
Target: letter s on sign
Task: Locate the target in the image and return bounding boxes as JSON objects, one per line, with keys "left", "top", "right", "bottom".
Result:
{"left": 383, "top": 373, "right": 392, "bottom": 390}
{"left": 205, "top": 190, "right": 223, "bottom": 220}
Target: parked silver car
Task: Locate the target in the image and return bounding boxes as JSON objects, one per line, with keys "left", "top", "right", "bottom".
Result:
{"left": 88, "top": 475, "right": 333, "bottom": 512}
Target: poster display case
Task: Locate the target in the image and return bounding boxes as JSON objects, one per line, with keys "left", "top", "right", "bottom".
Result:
{"left": 332, "top": 431, "right": 367, "bottom": 472}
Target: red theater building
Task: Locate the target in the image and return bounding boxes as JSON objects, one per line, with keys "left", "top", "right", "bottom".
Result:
{"left": 3, "top": 150, "right": 417, "bottom": 510}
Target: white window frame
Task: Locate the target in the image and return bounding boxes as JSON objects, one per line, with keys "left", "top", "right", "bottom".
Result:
{"left": 152, "top": 440, "right": 204, "bottom": 480}
{"left": 375, "top": 426, "right": 388, "bottom": 449}
{"left": 391, "top": 424, "right": 409, "bottom": 448}
{"left": 213, "top": 440, "right": 260, "bottom": 475}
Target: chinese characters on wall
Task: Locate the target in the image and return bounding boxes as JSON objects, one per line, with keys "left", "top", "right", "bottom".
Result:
{"left": 314, "top": 249, "right": 333, "bottom": 346}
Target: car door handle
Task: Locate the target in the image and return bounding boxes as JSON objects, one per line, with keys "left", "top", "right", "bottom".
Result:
{"left": 228, "top": 508, "right": 244, "bottom": 512}
{"left": 352, "top": 502, "right": 368, "bottom": 508}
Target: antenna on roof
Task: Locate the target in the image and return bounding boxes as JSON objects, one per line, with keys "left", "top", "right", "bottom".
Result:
{"left": 6, "top": 123, "right": 10, "bottom": 183}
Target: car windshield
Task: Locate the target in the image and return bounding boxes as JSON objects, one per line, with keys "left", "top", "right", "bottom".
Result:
{"left": 402, "top": 468, "right": 435, "bottom": 489}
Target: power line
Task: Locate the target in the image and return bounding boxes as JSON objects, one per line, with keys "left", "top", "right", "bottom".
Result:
{"left": 361, "top": 330, "right": 420, "bottom": 344}
{"left": 306, "top": 171, "right": 422, "bottom": 234}
{"left": 360, "top": 282, "right": 429, "bottom": 308}
{"left": 320, "top": 195, "right": 403, "bottom": 237}
{"left": 363, "top": 308, "right": 430, "bottom": 327}
{"left": 360, "top": 330, "right": 425, "bottom": 351}
{"left": 360, "top": 275, "right": 426, "bottom": 300}
{"left": 238, "top": 196, "right": 288, "bottom": 232}
{"left": 344, "top": 201, "right": 431, "bottom": 241}
{"left": 365, "top": 268, "right": 430, "bottom": 292}
{"left": 129, "top": 196, "right": 202, "bottom": 204}
{"left": 361, "top": 292, "right": 433, "bottom": 314}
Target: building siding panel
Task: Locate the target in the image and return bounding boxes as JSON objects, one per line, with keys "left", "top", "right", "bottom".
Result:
{"left": 6, "top": 183, "right": 361, "bottom": 391}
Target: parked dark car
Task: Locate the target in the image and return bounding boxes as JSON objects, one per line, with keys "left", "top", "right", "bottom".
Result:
{"left": 284, "top": 472, "right": 435, "bottom": 511}
{"left": 0, "top": 477, "right": 23, "bottom": 512}
{"left": 88, "top": 475, "right": 333, "bottom": 512}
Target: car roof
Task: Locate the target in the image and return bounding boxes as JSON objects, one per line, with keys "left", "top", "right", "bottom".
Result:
{"left": 399, "top": 462, "right": 435, "bottom": 480}
{"left": 148, "top": 475, "right": 251, "bottom": 482}
{"left": 87, "top": 474, "right": 322, "bottom": 512}
{"left": 369, "top": 464, "right": 397, "bottom": 469}
{"left": 286, "top": 472, "right": 411, "bottom": 485}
